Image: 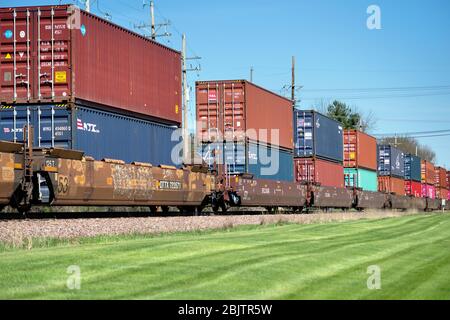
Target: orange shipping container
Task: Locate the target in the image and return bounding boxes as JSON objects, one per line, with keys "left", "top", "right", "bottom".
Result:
{"left": 378, "top": 176, "right": 405, "bottom": 196}
{"left": 434, "top": 167, "right": 447, "bottom": 188}
{"left": 196, "top": 80, "right": 293, "bottom": 150}
{"left": 436, "top": 187, "right": 449, "bottom": 200}
{"left": 343, "top": 130, "right": 377, "bottom": 170}
{"left": 421, "top": 160, "right": 435, "bottom": 185}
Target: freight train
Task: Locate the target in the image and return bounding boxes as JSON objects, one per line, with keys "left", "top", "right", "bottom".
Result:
{"left": 0, "top": 135, "right": 448, "bottom": 215}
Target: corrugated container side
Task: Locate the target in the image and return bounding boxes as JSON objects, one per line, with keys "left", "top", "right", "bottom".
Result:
{"left": 294, "top": 110, "right": 343, "bottom": 163}
{"left": 343, "top": 130, "right": 377, "bottom": 170}
{"left": 202, "top": 141, "right": 293, "bottom": 181}
{"left": 436, "top": 187, "right": 449, "bottom": 200}
{"left": 196, "top": 80, "right": 293, "bottom": 150}
{"left": 0, "top": 5, "right": 182, "bottom": 125}
{"left": 421, "top": 160, "right": 435, "bottom": 184}
{"left": 421, "top": 184, "right": 436, "bottom": 199}
{"left": 434, "top": 167, "right": 447, "bottom": 188}
{"left": 377, "top": 145, "right": 405, "bottom": 178}
{"left": 294, "top": 158, "right": 344, "bottom": 188}
{"left": 378, "top": 176, "right": 405, "bottom": 195}
{"left": 344, "top": 168, "right": 378, "bottom": 192}
{"left": 0, "top": 104, "right": 180, "bottom": 165}
{"left": 404, "top": 154, "right": 422, "bottom": 182}
{"left": 405, "top": 180, "right": 422, "bottom": 198}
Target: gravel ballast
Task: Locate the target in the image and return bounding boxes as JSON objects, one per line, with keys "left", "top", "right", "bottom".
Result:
{"left": 0, "top": 211, "right": 425, "bottom": 245}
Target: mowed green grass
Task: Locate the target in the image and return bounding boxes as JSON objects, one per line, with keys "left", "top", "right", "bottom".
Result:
{"left": 0, "top": 213, "right": 449, "bottom": 300}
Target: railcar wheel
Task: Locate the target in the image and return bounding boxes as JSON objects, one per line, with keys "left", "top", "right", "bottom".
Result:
{"left": 161, "top": 206, "right": 169, "bottom": 215}
{"left": 149, "top": 206, "right": 158, "bottom": 215}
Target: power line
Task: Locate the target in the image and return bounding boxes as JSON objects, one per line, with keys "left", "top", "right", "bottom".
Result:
{"left": 374, "top": 129, "right": 450, "bottom": 137}
{"left": 302, "top": 85, "right": 450, "bottom": 93}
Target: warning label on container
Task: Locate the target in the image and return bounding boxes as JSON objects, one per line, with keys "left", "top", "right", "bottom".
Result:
{"left": 55, "top": 71, "right": 67, "bottom": 83}
{"left": 175, "top": 105, "right": 179, "bottom": 114}
{"left": 5, "top": 53, "right": 12, "bottom": 59}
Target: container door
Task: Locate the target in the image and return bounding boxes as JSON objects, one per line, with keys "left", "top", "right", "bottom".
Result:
{"left": 1, "top": 8, "right": 33, "bottom": 102}
{"left": 0, "top": 105, "right": 31, "bottom": 142}
{"left": 197, "top": 83, "right": 221, "bottom": 142}
{"left": 35, "top": 104, "right": 71, "bottom": 148}
{"left": 224, "top": 141, "right": 246, "bottom": 174}
{"left": 295, "top": 111, "right": 314, "bottom": 157}
{"left": 36, "top": 7, "right": 71, "bottom": 101}
{"left": 222, "top": 82, "right": 245, "bottom": 142}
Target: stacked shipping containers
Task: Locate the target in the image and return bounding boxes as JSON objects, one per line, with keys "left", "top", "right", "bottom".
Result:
{"left": 196, "top": 80, "right": 294, "bottom": 181}
{"left": 434, "top": 167, "right": 448, "bottom": 200}
{"left": 0, "top": 5, "right": 182, "bottom": 165}
{"left": 377, "top": 145, "right": 406, "bottom": 195}
{"left": 343, "top": 130, "right": 378, "bottom": 192}
{"left": 404, "top": 154, "right": 422, "bottom": 198}
{"left": 293, "top": 110, "right": 344, "bottom": 187}
{"left": 421, "top": 160, "right": 436, "bottom": 198}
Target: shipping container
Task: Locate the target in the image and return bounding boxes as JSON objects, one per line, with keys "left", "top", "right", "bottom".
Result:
{"left": 196, "top": 80, "right": 293, "bottom": 150}
{"left": 378, "top": 176, "right": 405, "bottom": 196}
{"left": 447, "top": 171, "right": 450, "bottom": 189}
{"left": 421, "top": 160, "right": 435, "bottom": 185}
{"left": 377, "top": 145, "right": 405, "bottom": 178}
{"left": 421, "top": 184, "right": 436, "bottom": 199}
{"left": 294, "top": 110, "right": 343, "bottom": 163}
{"left": 344, "top": 168, "right": 378, "bottom": 192}
{"left": 343, "top": 130, "right": 377, "bottom": 171}
{"left": 0, "top": 5, "right": 181, "bottom": 125}
{"left": 436, "top": 187, "right": 449, "bottom": 200}
{"left": 405, "top": 180, "right": 422, "bottom": 198}
{"left": 294, "top": 158, "right": 344, "bottom": 188}
{"left": 434, "top": 167, "right": 447, "bottom": 188}
{"left": 202, "top": 141, "right": 293, "bottom": 182}
{"left": 404, "top": 154, "right": 421, "bottom": 182}
{"left": 0, "top": 104, "right": 180, "bottom": 165}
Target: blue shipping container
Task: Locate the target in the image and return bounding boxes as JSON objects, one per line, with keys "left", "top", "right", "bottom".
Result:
{"left": 294, "top": 110, "right": 343, "bottom": 163}
{"left": 377, "top": 145, "right": 405, "bottom": 178}
{"left": 202, "top": 141, "right": 293, "bottom": 181}
{"left": 404, "top": 154, "right": 422, "bottom": 182}
{"left": 0, "top": 104, "right": 181, "bottom": 166}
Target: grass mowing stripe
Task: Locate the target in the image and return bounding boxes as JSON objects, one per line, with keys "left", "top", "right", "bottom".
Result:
{"left": 0, "top": 213, "right": 449, "bottom": 299}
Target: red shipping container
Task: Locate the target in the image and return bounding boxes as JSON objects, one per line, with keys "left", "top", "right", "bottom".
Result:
{"left": 421, "top": 184, "right": 436, "bottom": 199}
{"left": 436, "top": 187, "right": 449, "bottom": 200}
{"left": 378, "top": 176, "right": 405, "bottom": 196}
{"left": 421, "top": 160, "right": 435, "bottom": 185}
{"left": 0, "top": 5, "right": 181, "bottom": 124}
{"left": 405, "top": 180, "right": 422, "bottom": 198}
{"left": 294, "top": 158, "right": 344, "bottom": 188}
{"left": 447, "top": 171, "right": 450, "bottom": 189}
{"left": 343, "top": 130, "right": 377, "bottom": 171}
{"left": 196, "top": 80, "right": 294, "bottom": 150}
{"left": 434, "top": 167, "right": 447, "bottom": 188}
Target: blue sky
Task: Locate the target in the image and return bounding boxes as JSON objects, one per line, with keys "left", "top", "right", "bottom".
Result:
{"left": 5, "top": 0, "right": 450, "bottom": 166}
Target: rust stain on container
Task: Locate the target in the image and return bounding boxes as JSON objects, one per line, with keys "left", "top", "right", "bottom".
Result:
{"left": 378, "top": 176, "right": 405, "bottom": 196}
{"left": 294, "top": 158, "right": 344, "bottom": 188}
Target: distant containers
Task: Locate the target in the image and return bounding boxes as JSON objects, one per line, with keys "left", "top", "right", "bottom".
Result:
{"left": 343, "top": 130, "right": 377, "bottom": 171}
{"left": 404, "top": 154, "right": 422, "bottom": 182}
{"left": 378, "top": 176, "right": 405, "bottom": 196}
{"left": 405, "top": 180, "right": 422, "bottom": 198}
{"left": 0, "top": 5, "right": 182, "bottom": 125}
{"left": 294, "top": 110, "right": 343, "bottom": 163}
{"left": 421, "top": 160, "right": 435, "bottom": 185}
{"left": 434, "top": 167, "right": 448, "bottom": 188}
{"left": 0, "top": 104, "right": 180, "bottom": 166}
{"left": 344, "top": 168, "right": 378, "bottom": 192}
{"left": 202, "top": 141, "right": 294, "bottom": 182}
{"left": 294, "top": 158, "right": 344, "bottom": 188}
{"left": 377, "top": 145, "right": 405, "bottom": 178}
{"left": 196, "top": 80, "right": 293, "bottom": 150}
{"left": 436, "top": 188, "right": 449, "bottom": 200}
{"left": 422, "top": 184, "right": 436, "bottom": 199}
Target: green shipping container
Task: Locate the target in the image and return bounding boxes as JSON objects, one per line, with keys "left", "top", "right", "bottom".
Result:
{"left": 344, "top": 168, "right": 378, "bottom": 192}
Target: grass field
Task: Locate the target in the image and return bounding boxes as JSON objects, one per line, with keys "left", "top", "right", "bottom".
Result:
{"left": 0, "top": 213, "right": 449, "bottom": 300}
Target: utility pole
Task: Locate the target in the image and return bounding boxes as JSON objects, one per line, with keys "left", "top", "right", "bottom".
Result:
{"left": 134, "top": 0, "right": 171, "bottom": 41}
{"left": 150, "top": 0, "right": 156, "bottom": 40}
{"left": 181, "top": 34, "right": 201, "bottom": 164}
{"left": 85, "top": 0, "right": 90, "bottom": 12}
{"left": 291, "top": 56, "right": 295, "bottom": 106}
{"left": 250, "top": 67, "right": 254, "bottom": 83}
